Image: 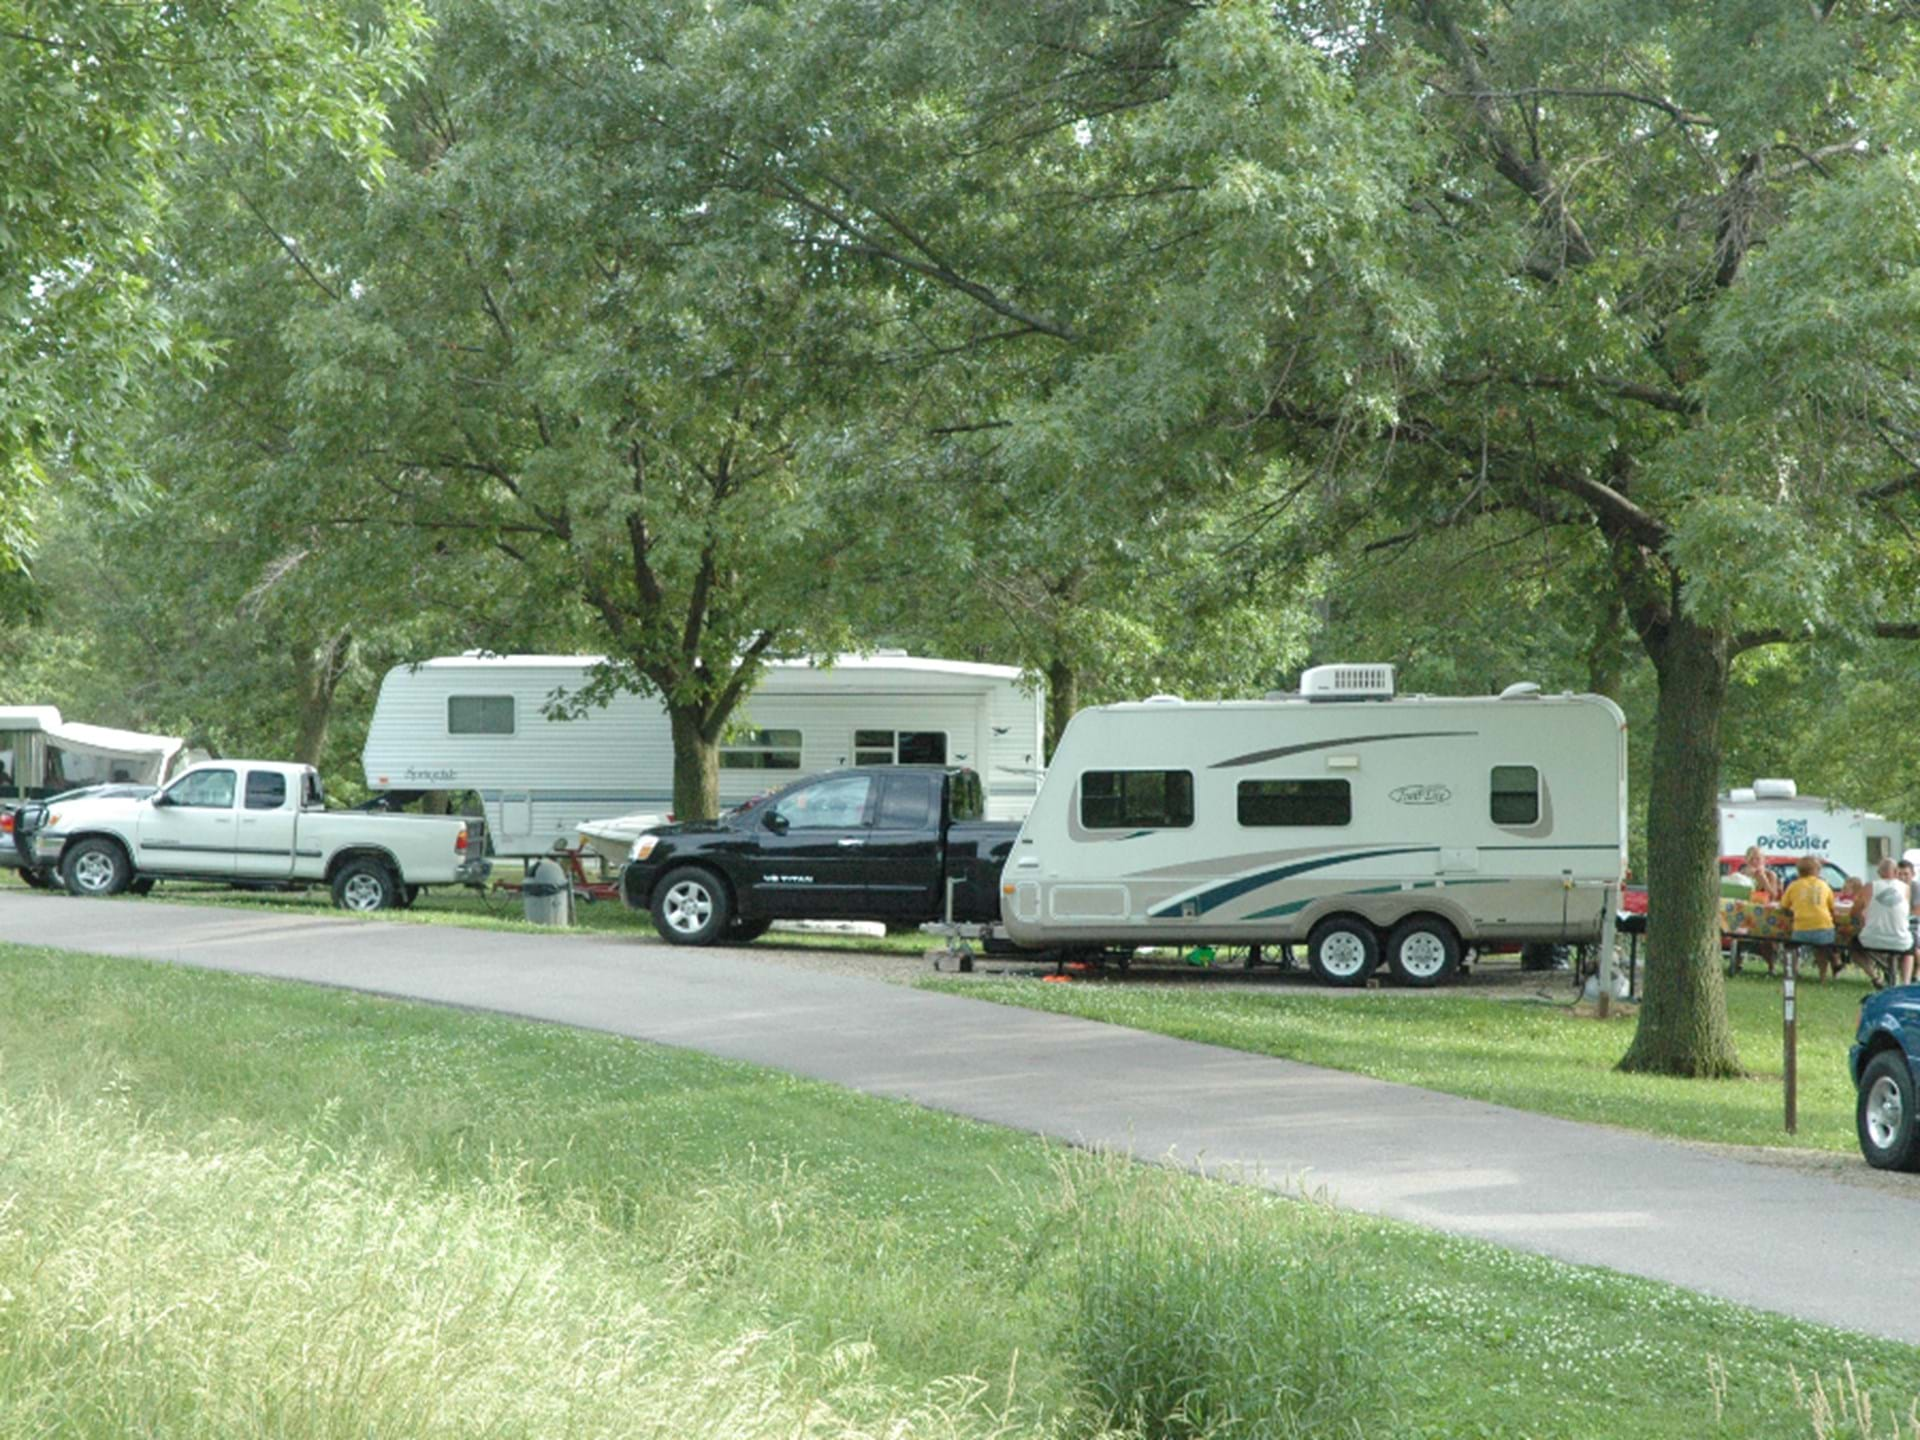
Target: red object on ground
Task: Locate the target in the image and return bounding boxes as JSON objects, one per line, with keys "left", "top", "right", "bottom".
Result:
{"left": 1041, "top": 974, "right": 1072, "bottom": 983}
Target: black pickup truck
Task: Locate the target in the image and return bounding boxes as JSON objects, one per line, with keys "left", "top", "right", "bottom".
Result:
{"left": 620, "top": 765, "right": 1015, "bottom": 945}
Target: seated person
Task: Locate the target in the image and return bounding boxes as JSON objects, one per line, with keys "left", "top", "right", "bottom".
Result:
{"left": 1780, "top": 855, "right": 1842, "bottom": 982}
{"left": 1857, "top": 858, "right": 1915, "bottom": 989}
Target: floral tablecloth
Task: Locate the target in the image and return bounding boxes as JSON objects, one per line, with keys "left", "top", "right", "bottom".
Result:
{"left": 1718, "top": 897, "right": 1860, "bottom": 943}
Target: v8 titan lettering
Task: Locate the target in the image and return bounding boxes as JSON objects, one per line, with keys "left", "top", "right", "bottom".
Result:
{"left": 764, "top": 873, "right": 815, "bottom": 884}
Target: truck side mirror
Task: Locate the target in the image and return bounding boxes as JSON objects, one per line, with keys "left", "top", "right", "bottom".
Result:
{"left": 151, "top": 791, "right": 172, "bottom": 808}
{"left": 763, "top": 810, "right": 789, "bottom": 836}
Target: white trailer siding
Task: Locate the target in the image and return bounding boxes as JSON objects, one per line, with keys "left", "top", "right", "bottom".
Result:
{"left": 1003, "top": 692, "right": 1626, "bottom": 949}
{"left": 363, "top": 654, "right": 1041, "bottom": 853}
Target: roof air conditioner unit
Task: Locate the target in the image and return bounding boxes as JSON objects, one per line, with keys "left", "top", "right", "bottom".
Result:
{"left": 1753, "top": 778, "right": 1798, "bottom": 800}
{"left": 1728, "top": 787, "right": 1758, "bottom": 804}
{"left": 1299, "top": 663, "right": 1395, "bottom": 702}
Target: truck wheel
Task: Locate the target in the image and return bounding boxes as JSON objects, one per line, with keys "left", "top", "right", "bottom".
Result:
{"left": 1307, "top": 917, "right": 1378, "bottom": 987}
{"left": 62, "top": 839, "right": 131, "bottom": 898}
{"left": 1386, "top": 916, "right": 1461, "bottom": 987}
{"left": 729, "top": 918, "right": 772, "bottom": 944}
{"left": 651, "top": 866, "right": 731, "bottom": 945}
{"left": 332, "top": 859, "right": 398, "bottom": 912}
{"left": 1858, "top": 1052, "right": 1920, "bottom": 1171}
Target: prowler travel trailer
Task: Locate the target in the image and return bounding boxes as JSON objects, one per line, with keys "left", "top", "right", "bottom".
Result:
{"left": 362, "top": 652, "right": 1044, "bottom": 856}
{"left": 1000, "top": 665, "right": 1628, "bottom": 987}
{"left": 0, "top": 706, "right": 190, "bottom": 801}
{"left": 1717, "top": 779, "right": 1902, "bottom": 885}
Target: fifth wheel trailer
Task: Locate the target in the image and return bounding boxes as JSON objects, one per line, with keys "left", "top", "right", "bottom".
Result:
{"left": 999, "top": 664, "right": 1627, "bottom": 986}
{"left": 362, "top": 653, "right": 1044, "bottom": 856}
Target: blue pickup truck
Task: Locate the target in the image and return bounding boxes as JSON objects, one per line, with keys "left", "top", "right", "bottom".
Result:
{"left": 1852, "top": 989, "right": 1920, "bottom": 1169}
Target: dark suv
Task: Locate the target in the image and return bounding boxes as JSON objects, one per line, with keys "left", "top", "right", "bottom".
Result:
{"left": 1852, "top": 988, "right": 1920, "bottom": 1169}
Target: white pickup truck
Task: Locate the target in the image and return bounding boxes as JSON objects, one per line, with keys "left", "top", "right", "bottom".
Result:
{"left": 30, "top": 760, "right": 489, "bottom": 910}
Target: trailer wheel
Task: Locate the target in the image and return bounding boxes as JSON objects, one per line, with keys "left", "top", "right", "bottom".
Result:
{"left": 651, "top": 866, "right": 731, "bottom": 945}
{"left": 1307, "top": 917, "right": 1379, "bottom": 987}
{"left": 1386, "top": 916, "right": 1461, "bottom": 987}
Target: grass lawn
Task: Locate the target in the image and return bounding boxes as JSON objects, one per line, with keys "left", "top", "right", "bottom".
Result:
{"left": 0, "top": 863, "right": 932, "bottom": 954}
{"left": 922, "top": 969, "right": 1876, "bottom": 1154}
{"left": 1, "top": 942, "right": 1916, "bottom": 1438}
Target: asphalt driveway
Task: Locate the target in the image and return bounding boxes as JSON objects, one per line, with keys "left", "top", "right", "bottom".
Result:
{"left": 3, "top": 890, "right": 1913, "bottom": 1343}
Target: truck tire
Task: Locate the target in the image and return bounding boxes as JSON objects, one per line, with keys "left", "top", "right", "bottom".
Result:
{"left": 332, "top": 858, "right": 399, "bottom": 912}
{"left": 1386, "top": 916, "right": 1461, "bottom": 987}
{"left": 1858, "top": 1052, "right": 1920, "bottom": 1171}
{"left": 62, "top": 838, "right": 132, "bottom": 898}
{"left": 651, "top": 866, "right": 731, "bottom": 946}
{"left": 1307, "top": 916, "right": 1378, "bottom": 987}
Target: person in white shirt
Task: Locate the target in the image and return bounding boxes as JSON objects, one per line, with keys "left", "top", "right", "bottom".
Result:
{"left": 1859, "top": 858, "right": 1915, "bottom": 987}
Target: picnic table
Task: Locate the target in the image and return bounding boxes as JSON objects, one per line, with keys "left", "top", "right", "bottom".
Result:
{"left": 1718, "top": 896, "right": 1860, "bottom": 945}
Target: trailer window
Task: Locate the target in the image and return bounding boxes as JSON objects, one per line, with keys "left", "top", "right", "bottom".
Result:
{"left": 1238, "top": 779, "right": 1351, "bottom": 827}
{"left": 855, "top": 730, "right": 947, "bottom": 766}
{"left": 448, "top": 696, "right": 514, "bottom": 735}
{"left": 1081, "top": 770, "right": 1194, "bottom": 830}
{"left": 1491, "top": 766, "right": 1540, "bottom": 825}
{"left": 720, "top": 728, "right": 802, "bottom": 770}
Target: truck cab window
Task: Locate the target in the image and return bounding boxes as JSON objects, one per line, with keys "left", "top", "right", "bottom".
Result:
{"left": 1081, "top": 770, "right": 1194, "bottom": 830}
{"left": 168, "top": 769, "right": 237, "bottom": 809}
{"left": 303, "top": 773, "right": 326, "bottom": 809}
{"left": 1491, "top": 766, "right": 1540, "bottom": 825}
{"left": 447, "top": 696, "right": 514, "bottom": 735}
{"left": 1238, "top": 779, "right": 1350, "bottom": 827}
{"left": 877, "top": 772, "right": 936, "bottom": 828}
{"left": 780, "top": 774, "right": 873, "bottom": 829}
{"left": 245, "top": 772, "right": 288, "bottom": 810}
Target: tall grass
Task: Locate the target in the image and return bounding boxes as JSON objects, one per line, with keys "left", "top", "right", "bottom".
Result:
{"left": 1063, "top": 1162, "right": 1386, "bottom": 1440}
{"left": 0, "top": 1088, "right": 1036, "bottom": 1440}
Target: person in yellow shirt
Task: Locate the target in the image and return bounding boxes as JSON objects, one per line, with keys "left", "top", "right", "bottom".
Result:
{"left": 1780, "top": 855, "right": 1840, "bottom": 981}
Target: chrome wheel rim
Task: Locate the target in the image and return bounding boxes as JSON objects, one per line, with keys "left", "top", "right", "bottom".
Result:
{"left": 73, "top": 851, "right": 117, "bottom": 893}
{"left": 1399, "top": 931, "right": 1449, "bottom": 979}
{"left": 341, "top": 873, "right": 387, "bottom": 911}
{"left": 1319, "top": 931, "right": 1369, "bottom": 978}
{"left": 663, "top": 880, "right": 714, "bottom": 935}
{"left": 1868, "top": 1075, "right": 1905, "bottom": 1150}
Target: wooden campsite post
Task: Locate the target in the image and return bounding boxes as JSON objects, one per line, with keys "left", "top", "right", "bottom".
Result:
{"left": 1783, "top": 946, "right": 1798, "bottom": 1135}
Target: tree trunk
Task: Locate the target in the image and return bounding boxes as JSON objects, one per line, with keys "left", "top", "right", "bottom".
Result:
{"left": 291, "top": 632, "right": 350, "bottom": 769}
{"left": 1584, "top": 591, "right": 1628, "bottom": 700}
{"left": 1045, "top": 657, "right": 1079, "bottom": 761}
{"left": 668, "top": 703, "right": 721, "bottom": 821}
{"left": 1618, "top": 615, "right": 1742, "bottom": 1077}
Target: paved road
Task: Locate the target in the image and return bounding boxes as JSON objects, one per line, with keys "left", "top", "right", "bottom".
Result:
{"left": 5, "top": 891, "right": 1913, "bottom": 1342}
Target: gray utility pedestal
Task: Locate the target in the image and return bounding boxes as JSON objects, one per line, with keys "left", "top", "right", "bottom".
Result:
{"left": 520, "top": 857, "right": 573, "bottom": 927}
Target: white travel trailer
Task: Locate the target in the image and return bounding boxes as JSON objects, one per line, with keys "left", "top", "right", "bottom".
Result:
{"left": 0, "top": 706, "right": 189, "bottom": 801}
{"left": 362, "top": 652, "right": 1044, "bottom": 855}
{"left": 1000, "top": 665, "right": 1628, "bottom": 987}
{"left": 1718, "top": 779, "right": 1902, "bottom": 884}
